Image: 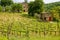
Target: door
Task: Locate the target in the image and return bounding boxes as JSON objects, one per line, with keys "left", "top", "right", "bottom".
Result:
{"left": 49, "top": 17, "right": 51, "bottom": 21}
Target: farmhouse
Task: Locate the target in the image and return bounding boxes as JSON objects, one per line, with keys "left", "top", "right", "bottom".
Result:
{"left": 21, "top": 2, "right": 53, "bottom": 21}
{"left": 40, "top": 12, "right": 53, "bottom": 21}
{"left": 22, "top": 2, "right": 28, "bottom": 12}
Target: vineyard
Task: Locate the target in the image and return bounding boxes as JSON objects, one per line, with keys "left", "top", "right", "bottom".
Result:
{"left": 0, "top": 12, "right": 60, "bottom": 40}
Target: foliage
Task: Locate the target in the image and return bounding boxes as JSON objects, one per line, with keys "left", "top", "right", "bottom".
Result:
{"left": 50, "top": 6, "right": 60, "bottom": 21}
{"left": 0, "top": 5, "right": 3, "bottom": 12}
{"left": 11, "top": 3, "right": 23, "bottom": 13}
{"left": 35, "top": 0, "right": 44, "bottom": 13}
{"left": 5, "top": 6, "right": 11, "bottom": 12}
{"left": 45, "top": 1, "right": 60, "bottom": 12}
{"left": 24, "top": 0, "right": 28, "bottom": 3}
{"left": 28, "top": 0, "right": 44, "bottom": 16}
{"left": 28, "top": 2, "right": 35, "bottom": 16}
{"left": 44, "top": 1, "right": 60, "bottom": 21}
{"left": 1, "top": 0, "right": 13, "bottom": 6}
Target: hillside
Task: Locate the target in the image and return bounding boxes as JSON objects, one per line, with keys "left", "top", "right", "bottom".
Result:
{"left": 45, "top": 1, "right": 60, "bottom": 11}
{"left": 0, "top": 12, "right": 60, "bottom": 40}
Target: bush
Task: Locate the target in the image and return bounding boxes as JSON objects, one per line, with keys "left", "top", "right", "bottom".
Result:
{"left": 28, "top": 0, "right": 44, "bottom": 16}
{"left": 0, "top": 5, "right": 3, "bottom": 12}
{"left": 11, "top": 3, "right": 23, "bottom": 13}
{"left": 53, "top": 18, "right": 59, "bottom": 22}
{"left": 5, "top": 6, "right": 11, "bottom": 12}
{"left": 1, "top": 0, "right": 13, "bottom": 6}
{"left": 28, "top": 2, "right": 35, "bottom": 16}
{"left": 50, "top": 6, "right": 60, "bottom": 21}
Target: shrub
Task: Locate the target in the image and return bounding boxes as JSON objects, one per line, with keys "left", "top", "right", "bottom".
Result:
{"left": 1, "top": 0, "right": 13, "bottom": 6}
{"left": 5, "top": 6, "right": 11, "bottom": 12}
{"left": 50, "top": 6, "right": 60, "bottom": 21}
{"left": 11, "top": 3, "right": 23, "bottom": 13}
{"left": 28, "top": 0, "right": 44, "bottom": 16}
{"left": 28, "top": 2, "right": 35, "bottom": 16}
{"left": 0, "top": 5, "right": 3, "bottom": 12}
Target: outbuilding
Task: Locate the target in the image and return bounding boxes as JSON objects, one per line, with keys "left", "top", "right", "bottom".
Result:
{"left": 40, "top": 12, "right": 53, "bottom": 21}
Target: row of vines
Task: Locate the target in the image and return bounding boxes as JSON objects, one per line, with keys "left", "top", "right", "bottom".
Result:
{"left": 0, "top": 13, "right": 60, "bottom": 40}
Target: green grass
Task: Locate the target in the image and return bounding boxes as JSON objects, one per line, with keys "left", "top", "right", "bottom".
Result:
{"left": 0, "top": 12, "right": 60, "bottom": 40}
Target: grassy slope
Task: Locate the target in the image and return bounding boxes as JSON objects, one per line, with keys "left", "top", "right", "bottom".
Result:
{"left": 0, "top": 12, "right": 60, "bottom": 40}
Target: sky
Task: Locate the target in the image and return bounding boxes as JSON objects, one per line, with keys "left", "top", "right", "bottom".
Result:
{"left": 13, "top": 0, "right": 60, "bottom": 3}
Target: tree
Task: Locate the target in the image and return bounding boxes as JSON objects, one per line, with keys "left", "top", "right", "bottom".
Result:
{"left": 0, "top": 5, "right": 2, "bottom": 12}
{"left": 45, "top": 1, "right": 60, "bottom": 12}
{"left": 28, "top": 2, "right": 35, "bottom": 16}
{"left": 24, "top": 0, "right": 27, "bottom": 3}
{"left": 1, "top": 0, "right": 13, "bottom": 6}
{"left": 0, "top": 0, "right": 1, "bottom": 5}
{"left": 28, "top": 0, "right": 44, "bottom": 16}
{"left": 11, "top": 3, "right": 23, "bottom": 13}
{"left": 5, "top": 6, "right": 11, "bottom": 12}
{"left": 35, "top": 0, "right": 44, "bottom": 13}
{"left": 50, "top": 6, "right": 60, "bottom": 21}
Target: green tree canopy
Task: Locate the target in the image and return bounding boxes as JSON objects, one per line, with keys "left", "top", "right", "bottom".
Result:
{"left": 35, "top": 0, "right": 44, "bottom": 13}
{"left": 50, "top": 6, "right": 60, "bottom": 21}
{"left": 5, "top": 6, "right": 11, "bottom": 12}
{"left": 44, "top": 1, "right": 60, "bottom": 12}
{"left": 24, "top": 0, "right": 28, "bottom": 3}
{"left": 1, "top": 0, "right": 13, "bottom": 6}
{"left": 28, "top": 0, "right": 44, "bottom": 16}
{"left": 0, "top": 5, "right": 3, "bottom": 12}
{"left": 11, "top": 3, "right": 23, "bottom": 13}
